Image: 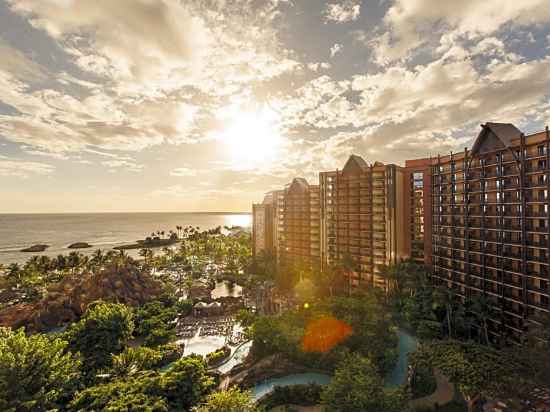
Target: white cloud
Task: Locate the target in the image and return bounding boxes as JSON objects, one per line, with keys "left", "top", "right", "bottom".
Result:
{"left": 8, "top": 0, "right": 210, "bottom": 85}
{"left": 0, "top": 159, "right": 54, "bottom": 178}
{"left": 0, "top": 38, "right": 45, "bottom": 82}
{"left": 330, "top": 43, "right": 343, "bottom": 58}
{"left": 372, "top": 0, "right": 550, "bottom": 64}
{"left": 307, "top": 62, "right": 331, "bottom": 72}
{"left": 100, "top": 159, "right": 143, "bottom": 173}
{"left": 324, "top": 1, "right": 361, "bottom": 23}
{"left": 170, "top": 167, "right": 198, "bottom": 177}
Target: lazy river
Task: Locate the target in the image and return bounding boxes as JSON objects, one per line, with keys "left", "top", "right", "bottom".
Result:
{"left": 251, "top": 329, "right": 418, "bottom": 399}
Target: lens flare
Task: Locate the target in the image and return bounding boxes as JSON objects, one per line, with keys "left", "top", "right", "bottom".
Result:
{"left": 301, "top": 316, "right": 353, "bottom": 353}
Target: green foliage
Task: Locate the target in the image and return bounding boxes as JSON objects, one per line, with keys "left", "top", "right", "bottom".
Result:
{"left": 0, "top": 328, "right": 81, "bottom": 411}
{"left": 249, "top": 294, "right": 397, "bottom": 372}
{"left": 192, "top": 387, "right": 260, "bottom": 412}
{"left": 235, "top": 308, "right": 258, "bottom": 328}
{"left": 69, "top": 373, "right": 168, "bottom": 412}
{"left": 134, "top": 300, "right": 177, "bottom": 347}
{"left": 411, "top": 340, "right": 532, "bottom": 407}
{"left": 411, "top": 366, "right": 437, "bottom": 398}
{"left": 111, "top": 346, "right": 165, "bottom": 377}
{"left": 321, "top": 354, "right": 410, "bottom": 412}
{"left": 156, "top": 356, "right": 216, "bottom": 410}
{"left": 66, "top": 301, "right": 134, "bottom": 375}
{"left": 71, "top": 356, "right": 215, "bottom": 411}
{"left": 206, "top": 346, "right": 230, "bottom": 366}
{"left": 259, "top": 384, "right": 322, "bottom": 410}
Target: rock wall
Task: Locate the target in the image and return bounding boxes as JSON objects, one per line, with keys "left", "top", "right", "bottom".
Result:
{"left": 0, "top": 264, "right": 163, "bottom": 332}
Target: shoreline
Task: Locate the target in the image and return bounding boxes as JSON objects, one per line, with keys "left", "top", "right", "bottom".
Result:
{"left": 0, "top": 211, "right": 251, "bottom": 216}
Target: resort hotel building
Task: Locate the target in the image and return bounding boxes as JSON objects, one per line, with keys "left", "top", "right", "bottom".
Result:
{"left": 252, "top": 122, "right": 550, "bottom": 342}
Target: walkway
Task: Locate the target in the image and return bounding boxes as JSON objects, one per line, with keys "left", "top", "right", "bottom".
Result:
{"left": 410, "top": 369, "right": 455, "bottom": 410}
{"left": 270, "top": 406, "right": 323, "bottom": 412}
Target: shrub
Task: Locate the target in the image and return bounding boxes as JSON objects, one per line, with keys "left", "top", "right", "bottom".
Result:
{"left": 206, "top": 346, "right": 231, "bottom": 367}
{"left": 411, "top": 366, "right": 437, "bottom": 398}
{"left": 0, "top": 329, "right": 81, "bottom": 411}
{"left": 259, "top": 384, "right": 323, "bottom": 410}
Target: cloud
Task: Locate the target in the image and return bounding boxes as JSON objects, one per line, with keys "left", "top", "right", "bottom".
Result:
{"left": 0, "top": 159, "right": 54, "bottom": 178}
{"left": 100, "top": 159, "right": 143, "bottom": 173}
{"left": 7, "top": 0, "right": 209, "bottom": 84}
{"left": 324, "top": 1, "right": 361, "bottom": 23}
{"left": 0, "top": 0, "right": 300, "bottom": 158}
{"left": 307, "top": 62, "right": 332, "bottom": 72}
{"left": 372, "top": 0, "right": 550, "bottom": 64}
{"left": 0, "top": 38, "right": 45, "bottom": 82}
{"left": 170, "top": 167, "right": 198, "bottom": 177}
{"left": 330, "top": 43, "right": 343, "bottom": 58}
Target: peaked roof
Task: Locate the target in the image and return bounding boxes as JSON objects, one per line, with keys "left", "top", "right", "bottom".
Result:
{"left": 287, "top": 177, "right": 309, "bottom": 194}
{"left": 342, "top": 154, "right": 368, "bottom": 174}
{"left": 470, "top": 122, "right": 522, "bottom": 156}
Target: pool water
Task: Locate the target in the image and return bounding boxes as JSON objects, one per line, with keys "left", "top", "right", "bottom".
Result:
{"left": 211, "top": 281, "right": 243, "bottom": 299}
{"left": 217, "top": 341, "right": 252, "bottom": 374}
{"left": 252, "top": 373, "right": 332, "bottom": 400}
{"left": 251, "top": 329, "right": 418, "bottom": 398}
{"left": 384, "top": 329, "right": 418, "bottom": 388}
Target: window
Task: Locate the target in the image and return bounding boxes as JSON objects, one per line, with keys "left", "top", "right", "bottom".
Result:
{"left": 539, "top": 145, "right": 547, "bottom": 156}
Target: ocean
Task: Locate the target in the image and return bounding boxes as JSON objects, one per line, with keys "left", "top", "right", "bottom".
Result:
{"left": 0, "top": 213, "right": 251, "bottom": 266}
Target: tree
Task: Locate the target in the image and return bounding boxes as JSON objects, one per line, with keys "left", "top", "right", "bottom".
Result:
{"left": 339, "top": 253, "right": 357, "bottom": 296}
{"left": 434, "top": 286, "right": 458, "bottom": 338}
{"left": 321, "top": 354, "right": 410, "bottom": 412}
{"left": 110, "top": 346, "right": 164, "bottom": 377}
{"left": 192, "top": 387, "right": 259, "bottom": 412}
{"left": 0, "top": 328, "right": 81, "bottom": 411}
{"left": 317, "top": 263, "right": 342, "bottom": 298}
{"left": 158, "top": 356, "right": 216, "bottom": 410}
{"left": 71, "top": 356, "right": 214, "bottom": 411}
{"left": 139, "top": 248, "right": 154, "bottom": 265}
{"left": 469, "top": 294, "right": 493, "bottom": 345}
{"left": 66, "top": 301, "right": 134, "bottom": 375}
{"left": 69, "top": 374, "right": 169, "bottom": 412}
{"left": 411, "top": 340, "right": 532, "bottom": 412}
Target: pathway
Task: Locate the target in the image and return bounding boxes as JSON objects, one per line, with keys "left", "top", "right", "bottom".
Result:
{"left": 410, "top": 369, "right": 455, "bottom": 410}
{"left": 270, "top": 406, "right": 323, "bottom": 412}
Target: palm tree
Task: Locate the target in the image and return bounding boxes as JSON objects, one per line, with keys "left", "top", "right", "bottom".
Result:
{"left": 470, "top": 294, "right": 493, "bottom": 345}
{"left": 55, "top": 255, "right": 67, "bottom": 271}
{"left": 319, "top": 263, "right": 340, "bottom": 297}
{"left": 138, "top": 248, "right": 153, "bottom": 264}
{"left": 339, "top": 253, "right": 357, "bottom": 296}
{"left": 90, "top": 249, "right": 105, "bottom": 269}
{"left": 67, "top": 251, "right": 81, "bottom": 275}
{"left": 525, "top": 310, "right": 550, "bottom": 348}
{"left": 435, "top": 286, "right": 457, "bottom": 339}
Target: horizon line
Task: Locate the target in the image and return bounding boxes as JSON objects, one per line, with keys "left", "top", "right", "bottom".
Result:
{"left": 0, "top": 211, "right": 251, "bottom": 215}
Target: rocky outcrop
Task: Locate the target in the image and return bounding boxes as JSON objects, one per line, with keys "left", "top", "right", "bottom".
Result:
{"left": 68, "top": 242, "right": 92, "bottom": 249}
{"left": 20, "top": 244, "right": 49, "bottom": 252}
{"left": 0, "top": 264, "right": 164, "bottom": 332}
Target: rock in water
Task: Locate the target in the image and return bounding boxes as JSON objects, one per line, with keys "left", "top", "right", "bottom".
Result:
{"left": 20, "top": 244, "right": 49, "bottom": 252}
{"left": 68, "top": 242, "right": 92, "bottom": 249}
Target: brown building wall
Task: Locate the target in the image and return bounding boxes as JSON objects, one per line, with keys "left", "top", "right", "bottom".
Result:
{"left": 405, "top": 158, "right": 433, "bottom": 268}
{"left": 430, "top": 123, "right": 550, "bottom": 343}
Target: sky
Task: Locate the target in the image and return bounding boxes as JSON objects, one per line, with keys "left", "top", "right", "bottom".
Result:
{"left": 0, "top": 0, "right": 550, "bottom": 213}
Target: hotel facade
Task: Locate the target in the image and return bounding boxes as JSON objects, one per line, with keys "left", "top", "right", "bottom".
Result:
{"left": 252, "top": 122, "right": 550, "bottom": 341}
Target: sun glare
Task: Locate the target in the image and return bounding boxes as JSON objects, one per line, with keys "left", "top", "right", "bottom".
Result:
{"left": 219, "top": 106, "right": 283, "bottom": 167}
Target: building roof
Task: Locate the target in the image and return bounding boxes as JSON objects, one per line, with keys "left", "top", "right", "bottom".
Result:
{"left": 342, "top": 154, "right": 368, "bottom": 174}
{"left": 287, "top": 177, "right": 310, "bottom": 194}
{"left": 470, "top": 122, "right": 522, "bottom": 156}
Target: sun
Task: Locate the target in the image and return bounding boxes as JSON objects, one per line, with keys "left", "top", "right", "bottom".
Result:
{"left": 219, "top": 106, "right": 283, "bottom": 167}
